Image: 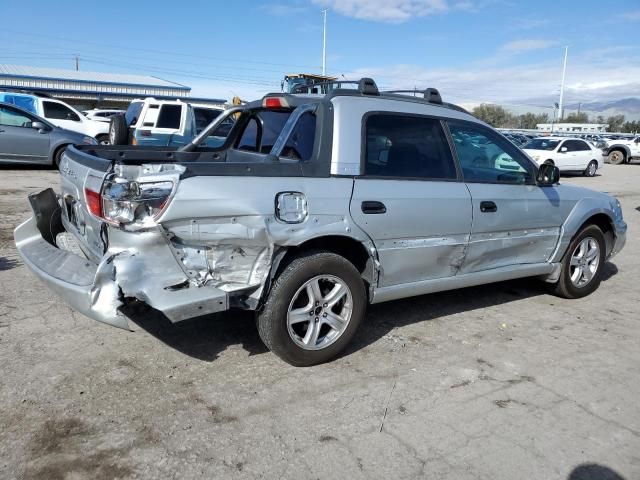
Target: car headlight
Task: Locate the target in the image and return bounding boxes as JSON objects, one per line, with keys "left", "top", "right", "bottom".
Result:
{"left": 82, "top": 136, "right": 97, "bottom": 145}
{"left": 611, "top": 198, "right": 624, "bottom": 223}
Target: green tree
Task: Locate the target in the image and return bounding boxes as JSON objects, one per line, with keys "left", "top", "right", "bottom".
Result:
{"left": 472, "top": 104, "right": 516, "bottom": 128}
{"left": 564, "top": 112, "right": 589, "bottom": 123}
{"left": 518, "top": 112, "right": 549, "bottom": 129}
{"left": 606, "top": 114, "right": 626, "bottom": 132}
{"left": 621, "top": 120, "right": 640, "bottom": 133}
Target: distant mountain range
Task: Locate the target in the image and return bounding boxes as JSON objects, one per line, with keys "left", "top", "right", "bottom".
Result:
{"left": 564, "top": 98, "right": 640, "bottom": 115}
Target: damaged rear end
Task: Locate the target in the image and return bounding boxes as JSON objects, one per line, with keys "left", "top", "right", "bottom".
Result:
{"left": 14, "top": 97, "right": 336, "bottom": 329}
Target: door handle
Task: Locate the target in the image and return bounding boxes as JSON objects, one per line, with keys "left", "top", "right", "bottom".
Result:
{"left": 480, "top": 201, "right": 497, "bottom": 213}
{"left": 361, "top": 201, "right": 387, "bottom": 214}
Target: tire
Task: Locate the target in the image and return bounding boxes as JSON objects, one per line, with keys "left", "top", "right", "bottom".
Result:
{"left": 543, "top": 159, "right": 554, "bottom": 165}
{"left": 583, "top": 160, "right": 598, "bottom": 177}
{"left": 607, "top": 150, "right": 625, "bottom": 165}
{"left": 109, "top": 114, "right": 129, "bottom": 145}
{"left": 96, "top": 134, "right": 110, "bottom": 145}
{"left": 551, "top": 225, "right": 606, "bottom": 299}
{"left": 53, "top": 145, "right": 68, "bottom": 168}
{"left": 257, "top": 250, "right": 367, "bottom": 366}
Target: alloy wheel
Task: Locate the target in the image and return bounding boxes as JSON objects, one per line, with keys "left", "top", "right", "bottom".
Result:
{"left": 287, "top": 275, "right": 353, "bottom": 351}
{"left": 569, "top": 237, "right": 600, "bottom": 287}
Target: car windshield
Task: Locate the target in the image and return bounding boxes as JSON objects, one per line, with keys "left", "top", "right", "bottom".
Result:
{"left": 524, "top": 139, "right": 560, "bottom": 151}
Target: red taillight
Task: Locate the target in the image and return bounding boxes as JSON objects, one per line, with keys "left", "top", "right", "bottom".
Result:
{"left": 140, "top": 130, "right": 151, "bottom": 137}
{"left": 84, "top": 188, "right": 103, "bottom": 218}
{"left": 263, "top": 97, "right": 289, "bottom": 109}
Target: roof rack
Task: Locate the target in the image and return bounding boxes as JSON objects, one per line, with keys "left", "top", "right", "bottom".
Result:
{"left": 291, "top": 77, "right": 379, "bottom": 96}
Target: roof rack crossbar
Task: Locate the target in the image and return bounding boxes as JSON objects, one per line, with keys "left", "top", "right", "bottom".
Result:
{"left": 383, "top": 87, "right": 442, "bottom": 104}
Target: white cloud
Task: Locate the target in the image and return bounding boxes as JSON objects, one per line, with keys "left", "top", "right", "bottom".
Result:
{"left": 500, "top": 39, "right": 556, "bottom": 53}
{"left": 311, "top": 0, "right": 449, "bottom": 23}
{"left": 618, "top": 10, "right": 640, "bottom": 21}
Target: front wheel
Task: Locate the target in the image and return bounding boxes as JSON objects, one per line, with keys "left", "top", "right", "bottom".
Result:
{"left": 551, "top": 225, "right": 606, "bottom": 299}
{"left": 257, "top": 251, "right": 367, "bottom": 366}
{"left": 96, "top": 134, "right": 110, "bottom": 145}
{"left": 607, "top": 150, "right": 625, "bottom": 165}
{"left": 583, "top": 160, "right": 598, "bottom": 177}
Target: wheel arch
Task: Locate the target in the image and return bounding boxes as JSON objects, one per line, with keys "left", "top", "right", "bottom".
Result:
{"left": 551, "top": 202, "right": 616, "bottom": 263}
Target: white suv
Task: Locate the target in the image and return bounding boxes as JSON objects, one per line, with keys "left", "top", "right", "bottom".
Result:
{"left": 0, "top": 92, "right": 109, "bottom": 143}
{"left": 82, "top": 109, "right": 125, "bottom": 123}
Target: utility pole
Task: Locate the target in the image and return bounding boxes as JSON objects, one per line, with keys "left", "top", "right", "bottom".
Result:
{"left": 322, "top": 9, "right": 327, "bottom": 76}
{"left": 558, "top": 46, "right": 568, "bottom": 121}
{"left": 74, "top": 55, "right": 79, "bottom": 71}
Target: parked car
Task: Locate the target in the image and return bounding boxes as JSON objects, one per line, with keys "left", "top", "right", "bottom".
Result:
{"left": 523, "top": 137, "right": 603, "bottom": 176}
{"left": 109, "top": 98, "right": 232, "bottom": 147}
{"left": 82, "top": 109, "right": 125, "bottom": 123}
{"left": 602, "top": 135, "right": 640, "bottom": 165}
{"left": 0, "top": 92, "right": 109, "bottom": 143}
{"left": 15, "top": 78, "right": 626, "bottom": 366}
{"left": 0, "top": 101, "right": 96, "bottom": 166}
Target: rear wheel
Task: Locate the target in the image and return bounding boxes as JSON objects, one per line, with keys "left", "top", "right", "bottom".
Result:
{"left": 53, "top": 145, "right": 68, "bottom": 168}
{"left": 551, "top": 225, "right": 606, "bottom": 299}
{"left": 584, "top": 160, "right": 598, "bottom": 177}
{"left": 257, "top": 251, "right": 366, "bottom": 366}
{"left": 607, "top": 150, "right": 625, "bottom": 165}
{"left": 543, "top": 159, "right": 554, "bottom": 165}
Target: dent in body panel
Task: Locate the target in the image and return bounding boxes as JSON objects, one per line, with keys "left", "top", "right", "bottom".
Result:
{"left": 460, "top": 227, "right": 561, "bottom": 273}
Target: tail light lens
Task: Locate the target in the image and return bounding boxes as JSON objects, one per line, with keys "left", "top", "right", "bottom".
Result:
{"left": 87, "top": 177, "right": 174, "bottom": 227}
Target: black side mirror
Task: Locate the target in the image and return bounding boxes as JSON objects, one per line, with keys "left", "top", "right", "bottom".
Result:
{"left": 537, "top": 163, "right": 560, "bottom": 186}
{"left": 31, "top": 121, "right": 50, "bottom": 133}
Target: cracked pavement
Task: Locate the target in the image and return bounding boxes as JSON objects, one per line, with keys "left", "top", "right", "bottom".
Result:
{"left": 0, "top": 164, "right": 638, "bottom": 479}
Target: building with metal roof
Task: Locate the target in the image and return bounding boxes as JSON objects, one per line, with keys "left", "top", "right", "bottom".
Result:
{"left": 0, "top": 64, "right": 225, "bottom": 108}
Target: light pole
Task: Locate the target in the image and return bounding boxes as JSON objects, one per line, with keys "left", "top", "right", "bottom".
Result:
{"left": 322, "top": 9, "right": 328, "bottom": 76}
{"left": 558, "top": 46, "right": 568, "bottom": 121}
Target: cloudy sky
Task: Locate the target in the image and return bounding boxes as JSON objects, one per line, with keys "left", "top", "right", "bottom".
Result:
{"left": 2, "top": 0, "right": 639, "bottom": 110}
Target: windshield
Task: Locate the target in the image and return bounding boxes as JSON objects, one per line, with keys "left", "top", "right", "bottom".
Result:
{"left": 524, "top": 139, "right": 560, "bottom": 151}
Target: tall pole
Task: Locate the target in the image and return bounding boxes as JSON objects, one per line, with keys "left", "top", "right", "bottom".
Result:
{"left": 322, "top": 9, "right": 327, "bottom": 76}
{"left": 558, "top": 46, "right": 568, "bottom": 121}
{"left": 74, "top": 55, "right": 79, "bottom": 71}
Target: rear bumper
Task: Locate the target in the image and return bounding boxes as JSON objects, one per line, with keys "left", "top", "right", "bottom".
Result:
{"left": 15, "top": 212, "right": 230, "bottom": 330}
{"left": 15, "top": 216, "right": 130, "bottom": 329}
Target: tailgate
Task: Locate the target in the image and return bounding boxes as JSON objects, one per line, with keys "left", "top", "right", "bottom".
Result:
{"left": 58, "top": 146, "right": 112, "bottom": 262}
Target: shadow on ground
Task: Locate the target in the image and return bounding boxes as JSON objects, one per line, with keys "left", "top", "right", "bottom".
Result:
{"left": 125, "top": 261, "right": 619, "bottom": 363}
{"left": 0, "top": 257, "right": 19, "bottom": 271}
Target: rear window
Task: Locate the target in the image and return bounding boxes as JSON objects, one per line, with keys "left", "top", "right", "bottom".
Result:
{"left": 236, "top": 110, "right": 291, "bottom": 153}
{"left": 282, "top": 111, "right": 316, "bottom": 161}
{"left": 156, "top": 104, "right": 182, "bottom": 129}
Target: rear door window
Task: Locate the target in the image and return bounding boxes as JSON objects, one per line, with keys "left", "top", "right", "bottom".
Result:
{"left": 363, "top": 114, "right": 457, "bottom": 179}
{"left": 155, "top": 104, "right": 182, "bottom": 129}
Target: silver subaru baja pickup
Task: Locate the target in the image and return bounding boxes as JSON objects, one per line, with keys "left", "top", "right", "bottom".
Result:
{"left": 15, "top": 78, "right": 627, "bottom": 366}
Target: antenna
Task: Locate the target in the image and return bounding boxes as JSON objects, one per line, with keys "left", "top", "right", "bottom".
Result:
{"left": 558, "top": 46, "right": 568, "bottom": 121}
{"left": 74, "top": 55, "right": 79, "bottom": 71}
{"left": 322, "top": 9, "right": 328, "bottom": 76}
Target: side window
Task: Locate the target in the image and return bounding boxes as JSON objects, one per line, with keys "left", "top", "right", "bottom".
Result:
{"left": 562, "top": 140, "right": 577, "bottom": 152}
{"left": 282, "top": 111, "right": 316, "bottom": 161}
{"left": 156, "top": 104, "right": 182, "bottom": 129}
{"left": 236, "top": 118, "right": 259, "bottom": 151}
{"left": 364, "top": 114, "right": 457, "bottom": 179}
{"left": 448, "top": 122, "right": 535, "bottom": 185}
{"left": 125, "top": 102, "right": 143, "bottom": 126}
{"left": 576, "top": 140, "right": 591, "bottom": 151}
{"left": 43, "top": 101, "right": 80, "bottom": 121}
{"left": 0, "top": 106, "right": 34, "bottom": 127}
{"left": 194, "top": 108, "right": 222, "bottom": 134}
